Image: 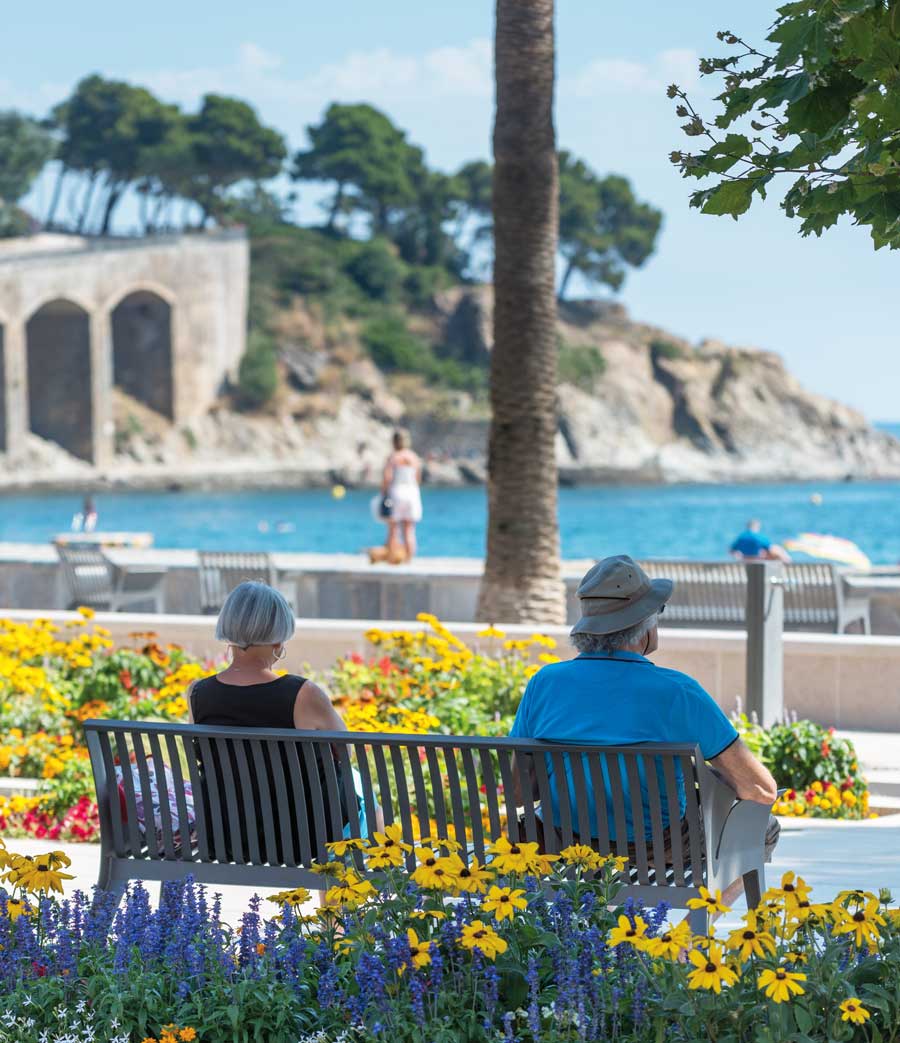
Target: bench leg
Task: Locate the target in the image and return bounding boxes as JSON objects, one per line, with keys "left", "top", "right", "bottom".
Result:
{"left": 742, "top": 868, "right": 762, "bottom": 910}
{"left": 688, "top": 907, "right": 707, "bottom": 936}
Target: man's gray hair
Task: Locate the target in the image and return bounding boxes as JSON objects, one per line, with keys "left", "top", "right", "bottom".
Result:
{"left": 571, "top": 613, "right": 658, "bottom": 656}
{"left": 215, "top": 581, "right": 296, "bottom": 648}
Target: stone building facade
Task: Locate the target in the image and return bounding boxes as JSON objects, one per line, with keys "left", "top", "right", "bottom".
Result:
{"left": 0, "top": 231, "right": 248, "bottom": 466}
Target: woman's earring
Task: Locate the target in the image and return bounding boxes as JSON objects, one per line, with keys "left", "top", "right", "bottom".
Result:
{"left": 275, "top": 645, "right": 287, "bottom": 662}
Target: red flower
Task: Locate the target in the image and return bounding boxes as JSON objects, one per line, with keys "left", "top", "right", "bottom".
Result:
{"left": 841, "top": 778, "right": 854, "bottom": 791}
{"left": 378, "top": 656, "right": 394, "bottom": 677}
{"left": 821, "top": 741, "right": 831, "bottom": 757}
{"left": 349, "top": 653, "right": 364, "bottom": 665}
{"left": 805, "top": 789, "right": 816, "bottom": 802}
{"left": 32, "top": 962, "right": 48, "bottom": 977}
{"left": 786, "top": 789, "right": 797, "bottom": 800}
{"left": 119, "top": 669, "right": 134, "bottom": 691}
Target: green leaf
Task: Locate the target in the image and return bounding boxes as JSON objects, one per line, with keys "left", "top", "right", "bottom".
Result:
{"left": 701, "top": 134, "right": 754, "bottom": 174}
{"left": 700, "top": 178, "right": 757, "bottom": 217}
{"left": 786, "top": 73, "right": 862, "bottom": 137}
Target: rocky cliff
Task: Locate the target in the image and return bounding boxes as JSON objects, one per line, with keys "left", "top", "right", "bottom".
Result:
{"left": 3, "top": 286, "right": 898, "bottom": 489}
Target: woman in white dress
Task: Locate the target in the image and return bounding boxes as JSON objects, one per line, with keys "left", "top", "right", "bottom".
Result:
{"left": 381, "top": 430, "right": 423, "bottom": 562}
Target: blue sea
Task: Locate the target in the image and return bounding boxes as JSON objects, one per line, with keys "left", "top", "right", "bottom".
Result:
{"left": 2, "top": 478, "right": 900, "bottom": 563}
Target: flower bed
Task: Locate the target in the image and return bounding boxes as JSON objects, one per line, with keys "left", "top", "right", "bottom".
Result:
{"left": 2, "top": 831, "right": 900, "bottom": 1041}
{"left": 0, "top": 614, "right": 210, "bottom": 840}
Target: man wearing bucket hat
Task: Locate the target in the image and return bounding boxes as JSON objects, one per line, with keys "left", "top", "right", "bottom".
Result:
{"left": 510, "top": 555, "right": 779, "bottom": 898}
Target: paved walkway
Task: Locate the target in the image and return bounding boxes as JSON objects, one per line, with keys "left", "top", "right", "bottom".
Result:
{"left": 10, "top": 815, "right": 900, "bottom": 929}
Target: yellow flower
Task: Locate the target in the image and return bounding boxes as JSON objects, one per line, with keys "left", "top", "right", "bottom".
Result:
{"left": 410, "top": 849, "right": 460, "bottom": 891}
{"left": 832, "top": 898, "right": 886, "bottom": 948}
{"left": 481, "top": 885, "right": 528, "bottom": 922}
{"left": 5, "top": 852, "right": 74, "bottom": 895}
{"left": 324, "top": 872, "right": 376, "bottom": 908}
{"left": 325, "top": 838, "right": 367, "bottom": 856}
{"left": 401, "top": 928, "right": 433, "bottom": 972}
{"left": 268, "top": 887, "right": 311, "bottom": 908}
{"left": 371, "top": 823, "right": 413, "bottom": 853}
{"left": 758, "top": 967, "right": 806, "bottom": 1003}
{"left": 366, "top": 845, "right": 406, "bottom": 870}
{"left": 560, "top": 844, "right": 604, "bottom": 871}
{"left": 459, "top": 920, "right": 507, "bottom": 960}
{"left": 2, "top": 896, "right": 33, "bottom": 922}
{"left": 609, "top": 913, "right": 649, "bottom": 949}
{"left": 769, "top": 871, "right": 812, "bottom": 903}
{"left": 725, "top": 913, "right": 776, "bottom": 960}
{"left": 487, "top": 837, "right": 557, "bottom": 876}
{"left": 477, "top": 625, "right": 506, "bottom": 639}
{"left": 410, "top": 909, "right": 447, "bottom": 921}
{"left": 643, "top": 920, "right": 692, "bottom": 960}
{"left": 687, "top": 944, "right": 738, "bottom": 993}
{"left": 843, "top": 791, "right": 857, "bottom": 807}
{"left": 839, "top": 998, "right": 871, "bottom": 1025}
{"left": 76, "top": 606, "right": 96, "bottom": 619}
{"left": 453, "top": 858, "right": 495, "bottom": 895}
{"left": 811, "top": 781, "right": 823, "bottom": 794}
{"left": 687, "top": 887, "right": 731, "bottom": 915}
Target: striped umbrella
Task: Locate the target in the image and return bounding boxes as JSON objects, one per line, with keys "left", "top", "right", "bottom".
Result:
{"left": 783, "top": 532, "right": 872, "bottom": 570}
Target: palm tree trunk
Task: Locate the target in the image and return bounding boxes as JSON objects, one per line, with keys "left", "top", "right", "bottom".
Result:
{"left": 477, "top": 0, "right": 565, "bottom": 626}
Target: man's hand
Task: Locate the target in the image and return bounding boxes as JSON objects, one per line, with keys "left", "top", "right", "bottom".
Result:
{"left": 710, "top": 739, "right": 777, "bottom": 805}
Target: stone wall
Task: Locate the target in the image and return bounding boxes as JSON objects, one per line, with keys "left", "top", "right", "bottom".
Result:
{"left": 0, "top": 231, "right": 248, "bottom": 465}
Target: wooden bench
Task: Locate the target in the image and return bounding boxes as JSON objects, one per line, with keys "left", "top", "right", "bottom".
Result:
{"left": 638, "top": 559, "right": 870, "bottom": 633}
{"left": 84, "top": 720, "right": 772, "bottom": 927}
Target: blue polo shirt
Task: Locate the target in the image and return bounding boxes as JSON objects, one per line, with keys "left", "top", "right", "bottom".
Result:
{"left": 509, "top": 652, "right": 738, "bottom": 841}
{"left": 731, "top": 529, "right": 771, "bottom": 558}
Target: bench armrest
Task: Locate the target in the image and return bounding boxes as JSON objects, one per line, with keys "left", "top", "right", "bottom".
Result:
{"left": 700, "top": 764, "right": 773, "bottom": 891}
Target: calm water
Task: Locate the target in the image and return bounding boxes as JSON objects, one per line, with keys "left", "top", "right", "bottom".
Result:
{"left": 1, "top": 480, "right": 899, "bottom": 563}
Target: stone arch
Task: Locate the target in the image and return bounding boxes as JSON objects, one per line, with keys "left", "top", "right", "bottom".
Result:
{"left": 26, "top": 298, "right": 93, "bottom": 461}
{"left": 110, "top": 286, "right": 175, "bottom": 419}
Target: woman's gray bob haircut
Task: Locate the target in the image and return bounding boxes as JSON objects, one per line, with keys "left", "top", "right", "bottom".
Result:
{"left": 215, "top": 581, "right": 296, "bottom": 649}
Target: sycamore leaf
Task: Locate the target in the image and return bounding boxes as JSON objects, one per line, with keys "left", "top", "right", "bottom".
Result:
{"left": 786, "top": 73, "right": 862, "bottom": 136}
{"left": 698, "top": 134, "right": 753, "bottom": 175}
{"left": 699, "top": 178, "right": 757, "bottom": 218}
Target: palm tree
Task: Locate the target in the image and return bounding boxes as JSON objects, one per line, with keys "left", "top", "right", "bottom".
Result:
{"left": 477, "top": 0, "right": 565, "bottom": 625}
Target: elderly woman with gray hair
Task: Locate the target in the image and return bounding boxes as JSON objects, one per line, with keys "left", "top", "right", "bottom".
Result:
{"left": 187, "top": 581, "right": 355, "bottom": 860}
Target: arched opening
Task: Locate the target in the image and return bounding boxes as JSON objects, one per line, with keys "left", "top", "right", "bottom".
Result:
{"left": 26, "top": 299, "right": 93, "bottom": 461}
{"left": 111, "top": 290, "right": 174, "bottom": 419}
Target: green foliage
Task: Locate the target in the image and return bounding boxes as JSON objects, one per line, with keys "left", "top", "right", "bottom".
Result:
{"left": 344, "top": 238, "right": 405, "bottom": 301}
{"left": 670, "top": 3, "right": 900, "bottom": 248}
{"left": 558, "top": 152, "right": 663, "bottom": 299}
{"left": 236, "top": 331, "right": 279, "bottom": 409}
{"left": 0, "top": 111, "right": 54, "bottom": 235}
{"left": 558, "top": 340, "right": 607, "bottom": 390}
{"left": 293, "top": 103, "right": 425, "bottom": 234}
{"left": 650, "top": 337, "right": 686, "bottom": 360}
{"left": 403, "top": 264, "right": 453, "bottom": 308}
{"left": 362, "top": 315, "right": 485, "bottom": 391}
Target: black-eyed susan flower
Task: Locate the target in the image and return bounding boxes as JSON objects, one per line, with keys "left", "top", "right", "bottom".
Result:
{"left": 411, "top": 848, "right": 459, "bottom": 891}
{"left": 757, "top": 967, "right": 806, "bottom": 1003}
{"left": 832, "top": 898, "right": 886, "bottom": 948}
{"left": 324, "top": 871, "right": 376, "bottom": 909}
{"left": 453, "top": 857, "right": 495, "bottom": 895}
{"left": 687, "top": 886, "right": 731, "bottom": 915}
{"left": 643, "top": 920, "right": 691, "bottom": 960}
{"left": 402, "top": 928, "right": 433, "bottom": 972}
{"left": 481, "top": 885, "right": 527, "bottom": 922}
{"left": 459, "top": 920, "right": 507, "bottom": 960}
{"left": 268, "top": 887, "right": 311, "bottom": 908}
{"left": 725, "top": 912, "right": 776, "bottom": 960}
{"left": 559, "top": 844, "right": 604, "bottom": 871}
{"left": 609, "top": 913, "right": 649, "bottom": 949}
{"left": 687, "top": 944, "right": 738, "bottom": 993}
{"left": 839, "top": 998, "right": 871, "bottom": 1025}
{"left": 769, "top": 871, "right": 812, "bottom": 903}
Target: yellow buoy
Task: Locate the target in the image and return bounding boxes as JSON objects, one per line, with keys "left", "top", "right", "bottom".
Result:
{"left": 332, "top": 484, "right": 346, "bottom": 500}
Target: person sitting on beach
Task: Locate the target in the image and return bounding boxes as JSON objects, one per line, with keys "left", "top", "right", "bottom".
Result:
{"left": 730, "top": 519, "right": 791, "bottom": 562}
{"left": 186, "top": 581, "right": 359, "bottom": 858}
{"left": 510, "top": 555, "right": 779, "bottom": 907}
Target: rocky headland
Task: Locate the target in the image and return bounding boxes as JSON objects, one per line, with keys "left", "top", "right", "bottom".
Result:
{"left": 3, "top": 287, "right": 898, "bottom": 491}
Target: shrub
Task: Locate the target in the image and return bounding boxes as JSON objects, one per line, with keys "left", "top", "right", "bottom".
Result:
{"left": 362, "top": 315, "right": 429, "bottom": 372}
{"left": 236, "top": 331, "right": 279, "bottom": 409}
{"left": 344, "top": 239, "right": 405, "bottom": 301}
{"left": 403, "top": 264, "right": 453, "bottom": 307}
{"left": 650, "top": 336, "right": 686, "bottom": 360}
{"left": 558, "top": 340, "right": 606, "bottom": 390}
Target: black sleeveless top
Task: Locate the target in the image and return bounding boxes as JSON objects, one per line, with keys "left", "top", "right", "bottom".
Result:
{"left": 189, "top": 673, "right": 348, "bottom": 864}
{"left": 190, "top": 673, "right": 306, "bottom": 729}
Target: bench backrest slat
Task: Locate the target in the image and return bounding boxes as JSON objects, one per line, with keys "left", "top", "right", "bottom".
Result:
{"left": 662, "top": 757, "right": 686, "bottom": 885}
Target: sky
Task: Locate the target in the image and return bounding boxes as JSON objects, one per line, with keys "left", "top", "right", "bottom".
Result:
{"left": 2, "top": 1, "right": 897, "bottom": 419}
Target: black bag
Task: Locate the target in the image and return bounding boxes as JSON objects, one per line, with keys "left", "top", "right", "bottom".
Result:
{"left": 379, "top": 495, "right": 394, "bottom": 519}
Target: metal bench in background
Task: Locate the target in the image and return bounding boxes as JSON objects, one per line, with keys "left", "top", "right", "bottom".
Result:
{"left": 638, "top": 559, "right": 870, "bottom": 633}
{"left": 197, "top": 551, "right": 278, "bottom": 614}
{"left": 85, "top": 720, "right": 772, "bottom": 929}
{"left": 56, "top": 542, "right": 167, "bottom": 613}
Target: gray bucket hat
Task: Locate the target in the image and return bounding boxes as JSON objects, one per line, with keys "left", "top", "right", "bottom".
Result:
{"left": 571, "top": 555, "right": 673, "bottom": 636}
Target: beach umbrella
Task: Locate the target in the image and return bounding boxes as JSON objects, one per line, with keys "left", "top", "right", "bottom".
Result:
{"left": 783, "top": 532, "right": 871, "bottom": 570}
